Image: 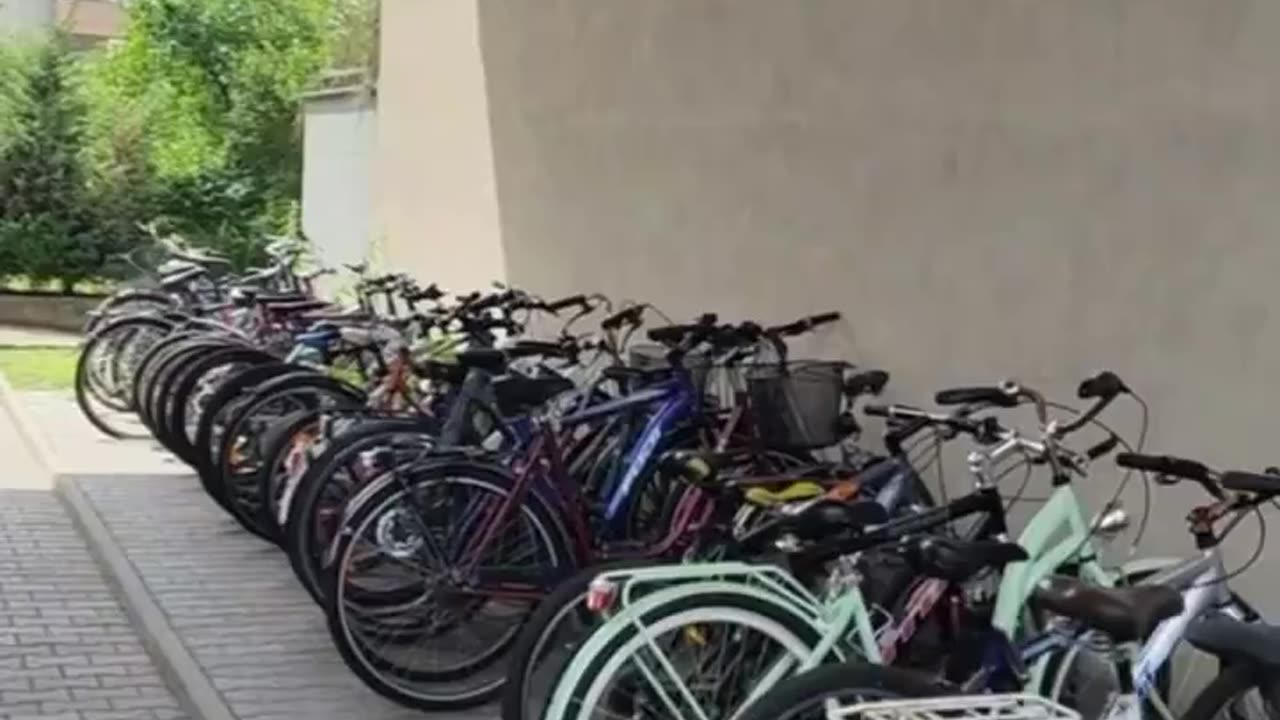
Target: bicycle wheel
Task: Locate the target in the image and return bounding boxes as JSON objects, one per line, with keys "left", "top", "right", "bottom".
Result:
{"left": 131, "top": 331, "right": 209, "bottom": 431}
{"left": 146, "top": 339, "right": 234, "bottom": 450}
{"left": 84, "top": 290, "right": 175, "bottom": 333}
{"left": 1181, "top": 664, "right": 1278, "bottom": 720}
{"left": 549, "top": 591, "right": 828, "bottom": 720}
{"left": 283, "top": 417, "right": 436, "bottom": 603}
{"left": 193, "top": 362, "right": 297, "bottom": 511}
{"left": 217, "top": 373, "right": 364, "bottom": 540}
{"left": 735, "top": 662, "right": 949, "bottom": 720}
{"left": 326, "top": 460, "right": 574, "bottom": 710}
{"left": 500, "top": 559, "right": 654, "bottom": 720}
{"left": 74, "top": 315, "right": 172, "bottom": 438}
{"left": 254, "top": 407, "right": 327, "bottom": 542}
{"left": 164, "top": 346, "right": 274, "bottom": 466}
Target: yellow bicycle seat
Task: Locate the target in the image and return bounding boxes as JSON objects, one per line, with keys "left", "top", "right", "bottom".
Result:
{"left": 744, "top": 481, "right": 825, "bottom": 507}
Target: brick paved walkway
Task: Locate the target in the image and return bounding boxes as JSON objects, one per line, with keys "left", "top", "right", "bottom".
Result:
{"left": 0, "top": 490, "right": 188, "bottom": 720}
{"left": 74, "top": 476, "right": 495, "bottom": 720}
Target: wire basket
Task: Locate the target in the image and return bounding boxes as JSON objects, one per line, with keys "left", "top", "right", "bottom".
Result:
{"left": 832, "top": 694, "right": 1081, "bottom": 720}
{"left": 747, "top": 360, "right": 847, "bottom": 450}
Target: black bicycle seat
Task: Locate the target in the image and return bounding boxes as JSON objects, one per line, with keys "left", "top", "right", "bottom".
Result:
{"left": 1033, "top": 576, "right": 1183, "bottom": 643}
{"left": 787, "top": 499, "right": 888, "bottom": 540}
{"left": 455, "top": 348, "right": 508, "bottom": 374}
{"left": 905, "top": 536, "right": 1028, "bottom": 584}
{"left": 494, "top": 375, "right": 574, "bottom": 416}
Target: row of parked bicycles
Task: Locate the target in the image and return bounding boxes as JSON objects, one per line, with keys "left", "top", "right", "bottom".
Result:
{"left": 73, "top": 233, "right": 1278, "bottom": 720}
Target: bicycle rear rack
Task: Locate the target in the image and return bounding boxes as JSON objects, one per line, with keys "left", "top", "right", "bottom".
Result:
{"left": 834, "top": 694, "right": 1080, "bottom": 720}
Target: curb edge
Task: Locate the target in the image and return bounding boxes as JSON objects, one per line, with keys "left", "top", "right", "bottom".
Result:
{"left": 0, "top": 372, "right": 236, "bottom": 720}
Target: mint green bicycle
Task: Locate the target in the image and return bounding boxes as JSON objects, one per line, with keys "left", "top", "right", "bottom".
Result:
{"left": 541, "top": 377, "right": 1184, "bottom": 720}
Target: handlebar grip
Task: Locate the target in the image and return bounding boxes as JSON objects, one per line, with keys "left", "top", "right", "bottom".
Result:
{"left": 769, "top": 311, "right": 841, "bottom": 337}
{"left": 845, "top": 370, "right": 890, "bottom": 397}
{"left": 647, "top": 325, "right": 695, "bottom": 344}
{"left": 1115, "top": 453, "right": 1210, "bottom": 481}
{"left": 863, "top": 403, "right": 890, "bottom": 418}
{"left": 883, "top": 416, "right": 933, "bottom": 455}
{"left": 601, "top": 306, "right": 643, "bottom": 330}
{"left": 934, "top": 386, "right": 1018, "bottom": 408}
{"left": 505, "top": 341, "right": 569, "bottom": 360}
{"left": 546, "top": 294, "right": 588, "bottom": 313}
{"left": 1078, "top": 371, "right": 1129, "bottom": 400}
{"left": 1220, "top": 470, "right": 1280, "bottom": 496}
{"left": 1085, "top": 433, "right": 1121, "bottom": 461}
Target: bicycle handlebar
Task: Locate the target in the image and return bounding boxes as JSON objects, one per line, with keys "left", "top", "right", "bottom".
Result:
{"left": 601, "top": 305, "right": 645, "bottom": 331}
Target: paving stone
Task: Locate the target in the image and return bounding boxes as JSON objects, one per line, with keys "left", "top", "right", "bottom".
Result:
{"left": 78, "top": 477, "right": 495, "bottom": 720}
{"left": 0, "top": 491, "right": 187, "bottom": 720}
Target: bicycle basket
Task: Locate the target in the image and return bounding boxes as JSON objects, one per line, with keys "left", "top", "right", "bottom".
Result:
{"left": 747, "top": 360, "right": 847, "bottom": 450}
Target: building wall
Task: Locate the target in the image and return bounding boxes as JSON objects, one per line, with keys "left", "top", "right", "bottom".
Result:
{"left": 301, "top": 88, "right": 377, "bottom": 289}
{"left": 0, "top": 0, "right": 55, "bottom": 34}
{"left": 54, "top": 0, "right": 123, "bottom": 42}
{"left": 475, "top": 0, "right": 1280, "bottom": 614}
{"left": 373, "top": 0, "right": 506, "bottom": 293}
{"left": 0, "top": 0, "right": 121, "bottom": 44}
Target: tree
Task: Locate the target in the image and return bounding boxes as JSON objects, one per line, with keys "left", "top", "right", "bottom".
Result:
{"left": 81, "top": 0, "right": 369, "bottom": 266}
{"left": 0, "top": 36, "right": 117, "bottom": 292}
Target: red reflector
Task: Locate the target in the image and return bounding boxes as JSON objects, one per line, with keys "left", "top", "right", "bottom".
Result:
{"left": 586, "top": 577, "right": 619, "bottom": 614}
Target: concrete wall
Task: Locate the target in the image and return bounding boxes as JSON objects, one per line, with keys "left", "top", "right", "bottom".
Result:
{"left": 0, "top": 0, "right": 54, "bottom": 34}
{"left": 473, "top": 0, "right": 1280, "bottom": 615}
{"left": 54, "top": 0, "right": 124, "bottom": 43}
{"left": 374, "top": 0, "right": 506, "bottom": 293}
{"left": 302, "top": 87, "right": 377, "bottom": 284}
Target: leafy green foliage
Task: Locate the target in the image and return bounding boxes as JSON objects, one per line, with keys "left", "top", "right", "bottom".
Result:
{"left": 0, "top": 36, "right": 127, "bottom": 292}
{"left": 0, "top": 0, "right": 375, "bottom": 290}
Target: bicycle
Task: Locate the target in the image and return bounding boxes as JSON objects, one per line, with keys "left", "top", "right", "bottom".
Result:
{"left": 538, "top": 375, "right": 1208, "bottom": 720}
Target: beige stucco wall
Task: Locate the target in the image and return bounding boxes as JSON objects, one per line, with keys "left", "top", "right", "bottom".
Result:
{"left": 55, "top": 0, "right": 122, "bottom": 41}
{"left": 470, "top": 0, "right": 1280, "bottom": 614}
{"left": 373, "top": 0, "right": 506, "bottom": 293}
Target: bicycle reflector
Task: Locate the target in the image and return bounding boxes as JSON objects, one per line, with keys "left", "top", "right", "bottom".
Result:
{"left": 586, "top": 577, "right": 620, "bottom": 614}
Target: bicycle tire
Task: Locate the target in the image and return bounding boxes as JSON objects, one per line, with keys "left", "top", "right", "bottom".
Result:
{"left": 84, "top": 290, "right": 175, "bottom": 333}
{"left": 192, "top": 362, "right": 297, "bottom": 511}
{"left": 1180, "top": 663, "right": 1273, "bottom": 720}
{"left": 164, "top": 346, "right": 273, "bottom": 466}
{"left": 734, "top": 662, "right": 949, "bottom": 720}
{"left": 132, "top": 332, "right": 211, "bottom": 432}
{"left": 216, "top": 373, "right": 364, "bottom": 540}
{"left": 252, "top": 407, "right": 326, "bottom": 544}
{"left": 147, "top": 339, "right": 232, "bottom": 450}
{"left": 326, "top": 461, "right": 574, "bottom": 709}
{"left": 284, "top": 417, "right": 435, "bottom": 603}
{"left": 500, "top": 559, "right": 654, "bottom": 720}
{"left": 74, "top": 315, "right": 173, "bottom": 438}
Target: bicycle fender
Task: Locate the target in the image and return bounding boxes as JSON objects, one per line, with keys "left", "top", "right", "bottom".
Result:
{"left": 544, "top": 580, "right": 836, "bottom": 720}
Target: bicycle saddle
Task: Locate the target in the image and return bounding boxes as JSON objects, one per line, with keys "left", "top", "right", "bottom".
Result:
{"left": 493, "top": 374, "right": 575, "bottom": 415}
{"left": 1033, "top": 576, "right": 1183, "bottom": 643}
{"left": 1185, "top": 612, "right": 1280, "bottom": 667}
{"left": 786, "top": 498, "right": 888, "bottom": 540}
{"left": 456, "top": 348, "right": 508, "bottom": 374}
{"left": 904, "top": 536, "right": 1028, "bottom": 584}
{"left": 743, "top": 482, "right": 825, "bottom": 508}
